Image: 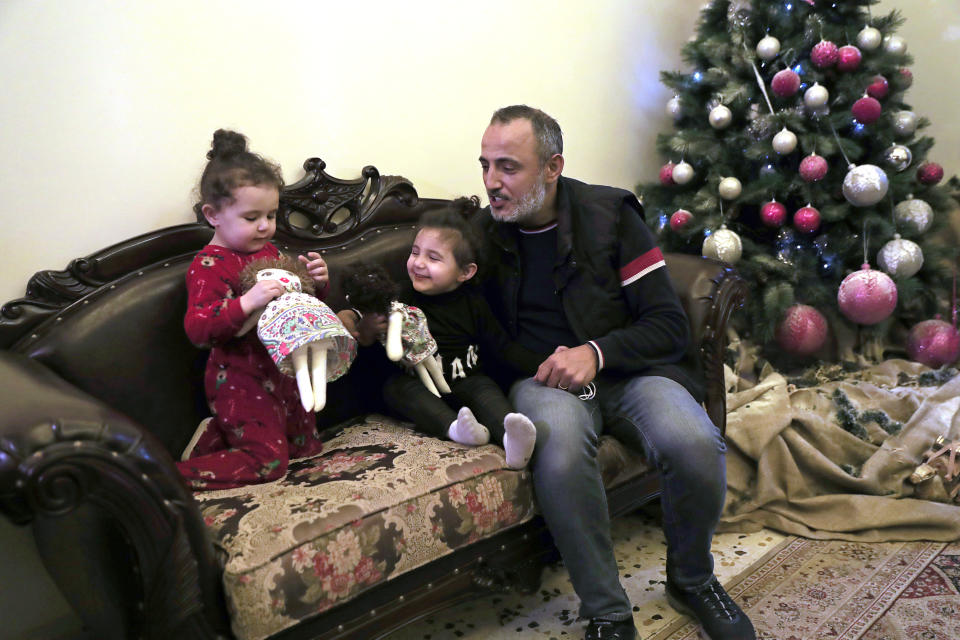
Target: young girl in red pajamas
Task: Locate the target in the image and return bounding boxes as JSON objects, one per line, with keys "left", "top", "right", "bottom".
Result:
{"left": 177, "top": 129, "right": 333, "bottom": 490}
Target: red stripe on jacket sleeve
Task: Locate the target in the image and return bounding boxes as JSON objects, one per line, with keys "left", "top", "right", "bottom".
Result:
{"left": 620, "top": 248, "right": 665, "bottom": 287}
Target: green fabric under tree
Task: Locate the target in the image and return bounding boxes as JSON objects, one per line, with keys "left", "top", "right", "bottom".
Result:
{"left": 637, "top": 0, "right": 958, "bottom": 368}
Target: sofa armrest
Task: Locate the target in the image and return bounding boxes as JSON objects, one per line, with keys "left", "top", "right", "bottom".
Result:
{"left": 0, "top": 351, "right": 229, "bottom": 640}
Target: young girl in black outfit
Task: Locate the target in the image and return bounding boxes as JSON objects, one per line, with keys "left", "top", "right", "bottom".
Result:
{"left": 382, "top": 197, "right": 543, "bottom": 469}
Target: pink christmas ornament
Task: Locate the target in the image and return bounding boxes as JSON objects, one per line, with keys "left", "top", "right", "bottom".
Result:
{"left": 659, "top": 162, "right": 676, "bottom": 186}
{"left": 793, "top": 205, "right": 821, "bottom": 233}
{"left": 907, "top": 317, "right": 960, "bottom": 367}
{"left": 894, "top": 67, "right": 913, "bottom": 89}
{"left": 771, "top": 69, "right": 801, "bottom": 97}
{"left": 775, "top": 304, "right": 828, "bottom": 356}
{"left": 917, "top": 162, "right": 944, "bottom": 185}
{"left": 810, "top": 40, "right": 839, "bottom": 67}
{"left": 836, "top": 45, "right": 863, "bottom": 72}
{"left": 852, "top": 96, "right": 882, "bottom": 124}
{"left": 867, "top": 75, "right": 889, "bottom": 100}
{"left": 837, "top": 263, "right": 898, "bottom": 325}
{"left": 670, "top": 209, "right": 693, "bottom": 231}
{"left": 761, "top": 200, "right": 788, "bottom": 227}
{"left": 799, "top": 154, "right": 828, "bottom": 182}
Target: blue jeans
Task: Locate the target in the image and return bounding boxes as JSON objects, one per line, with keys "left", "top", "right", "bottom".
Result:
{"left": 509, "top": 374, "right": 727, "bottom": 620}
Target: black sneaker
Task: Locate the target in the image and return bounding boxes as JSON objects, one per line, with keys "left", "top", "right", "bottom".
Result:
{"left": 584, "top": 617, "right": 639, "bottom": 640}
{"left": 666, "top": 576, "right": 756, "bottom": 640}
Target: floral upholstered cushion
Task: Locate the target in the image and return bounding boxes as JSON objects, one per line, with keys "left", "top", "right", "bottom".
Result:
{"left": 193, "top": 415, "right": 537, "bottom": 640}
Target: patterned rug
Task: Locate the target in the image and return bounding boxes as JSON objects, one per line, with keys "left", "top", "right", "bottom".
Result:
{"left": 387, "top": 509, "right": 958, "bottom": 640}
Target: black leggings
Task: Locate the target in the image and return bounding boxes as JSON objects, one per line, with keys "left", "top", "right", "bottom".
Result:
{"left": 382, "top": 372, "right": 513, "bottom": 444}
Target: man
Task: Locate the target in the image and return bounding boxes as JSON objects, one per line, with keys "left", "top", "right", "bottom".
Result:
{"left": 472, "top": 105, "right": 756, "bottom": 640}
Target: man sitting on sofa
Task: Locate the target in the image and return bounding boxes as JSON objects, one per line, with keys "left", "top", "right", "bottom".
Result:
{"left": 472, "top": 105, "right": 756, "bottom": 640}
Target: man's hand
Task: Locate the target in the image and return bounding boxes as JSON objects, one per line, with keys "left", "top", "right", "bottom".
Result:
{"left": 534, "top": 344, "right": 598, "bottom": 391}
{"left": 240, "top": 279, "right": 284, "bottom": 315}
{"left": 337, "top": 310, "right": 388, "bottom": 347}
{"left": 299, "top": 252, "right": 329, "bottom": 290}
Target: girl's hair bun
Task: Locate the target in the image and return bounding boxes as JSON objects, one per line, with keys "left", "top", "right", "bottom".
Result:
{"left": 207, "top": 129, "right": 249, "bottom": 160}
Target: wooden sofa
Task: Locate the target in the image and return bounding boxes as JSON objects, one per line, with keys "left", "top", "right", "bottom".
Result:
{"left": 0, "top": 158, "right": 747, "bottom": 640}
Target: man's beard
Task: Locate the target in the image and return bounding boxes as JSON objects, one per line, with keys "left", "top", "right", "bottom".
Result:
{"left": 492, "top": 174, "right": 546, "bottom": 224}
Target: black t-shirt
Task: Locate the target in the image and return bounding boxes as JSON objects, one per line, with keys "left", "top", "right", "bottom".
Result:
{"left": 516, "top": 225, "right": 580, "bottom": 354}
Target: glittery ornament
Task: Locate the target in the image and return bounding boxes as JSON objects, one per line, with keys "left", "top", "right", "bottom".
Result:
{"left": 842, "top": 164, "right": 889, "bottom": 207}
{"left": 772, "top": 127, "right": 797, "bottom": 154}
{"left": 880, "top": 145, "right": 912, "bottom": 173}
{"left": 856, "top": 26, "right": 882, "bottom": 51}
{"left": 836, "top": 45, "right": 862, "bottom": 72}
{"left": 837, "top": 263, "right": 898, "bottom": 325}
{"left": 893, "top": 111, "right": 918, "bottom": 137}
{"left": 669, "top": 209, "right": 693, "bottom": 231}
{"left": 878, "top": 234, "right": 924, "bottom": 278}
{"left": 793, "top": 205, "right": 821, "bottom": 233}
{"left": 894, "top": 198, "right": 934, "bottom": 234}
{"left": 775, "top": 304, "right": 828, "bottom": 356}
{"left": 671, "top": 161, "right": 694, "bottom": 185}
{"left": 867, "top": 75, "right": 889, "bottom": 100}
{"left": 659, "top": 162, "right": 676, "bottom": 186}
{"left": 727, "top": 0, "right": 751, "bottom": 28}
{"left": 917, "top": 162, "right": 944, "bottom": 185}
{"left": 810, "top": 40, "right": 839, "bottom": 67}
{"left": 761, "top": 200, "right": 788, "bottom": 227}
{"left": 771, "top": 69, "right": 801, "bottom": 97}
{"left": 883, "top": 35, "right": 907, "bottom": 55}
{"left": 709, "top": 104, "right": 733, "bottom": 129}
{"left": 907, "top": 317, "right": 960, "bottom": 368}
{"left": 799, "top": 154, "right": 828, "bottom": 182}
{"left": 803, "top": 83, "right": 829, "bottom": 108}
{"left": 718, "top": 176, "right": 742, "bottom": 200}
{"left": 852, "top": 96, "right": 882, "bottom": 124}
{"left": 702, "top": 226, "right": 742, "bottom": 263}
{"left": 894, "top": 68, "right": 913, "bottom": 89}
{"left": 666, "top": 96, "right": 683, "bottom": 121}
{"left": 756, "top": 35, "right": 781, "bottom": 61}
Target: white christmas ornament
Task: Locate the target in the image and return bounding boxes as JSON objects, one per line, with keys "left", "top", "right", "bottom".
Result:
{"left": 893, "top": 111, "right": 918, "bottom": 137}
{"left": 702, "top": 225, "right": 742, "bottom": 263}
{"left": 718, "top": 176, "right": 742, "bottom": 200}
{"left": 772, "top": 128, "right": 798, "bottom": 154}
{"left": 666, "top": 96, "right": 683, "bottom": 121}
{"left": 894, "top": 198, "right": 934, "bottom": 234}
{"left": 842, "top": 164, "right": 889, "bottom": 207}
{"left": 883, "top": 144, "right": 913, "bottom": 172}
{"left": 857, "top": 26, "right": 883, "bottom": 51}
{"left": 803, "top": 83, "right": 829, "bottom": 109}
{"left": 709, "top": 104, "right": 733, "bottom": 129}
{"left": 878, "top": 234, "right": 924, "bottom": 278}
{"left": 756, "top": 35, "right": 781, "bottom": 60}
{"left": 883, "top": 35, "right": 907, "bottom": 55}
{"left": 671, "top": 161, "right": 695, "bottom": 185}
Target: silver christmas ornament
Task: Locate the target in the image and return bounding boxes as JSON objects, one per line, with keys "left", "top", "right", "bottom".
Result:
{"left": 883, "top": 35, "right": 907, "bottom": 55}
{"left": 883, "top": 145, "right": 913, "bottom": 172}
{"left": 666, "top": 96, "right": 683, "bottom": 121}
{"left": 718, "top": 176, "right": 742, "bottom": 200}
{"left": 842, "top": 164, "right": 889, "bottom": 207}
{"left": 857, "top": 26, "right": 882, "bottom": 51}
{"left": 702, "top": 225, "right": 742, "bottom": 264}
{"left": 772, "top": 127, "right": 798, "bottom": 154}
{"left": 756, "top": 35, "right": 781, "bottom": 61}
{"left": 878, "top": 234, "right": 924, "bottom": 278}
{"left": 671, "top": 160, "right": 694, "bottom": 185}
{"left": 893, "top": 111, "right": 918, "bottom": 137}
{"left": 803, "top": 83, "right": 829, "bottom": 109}
{"left": 894, "top": 198, "right": 934, "bottom": 234}
{"left": 709, "top": 104, "right": 733, "bottom": 129}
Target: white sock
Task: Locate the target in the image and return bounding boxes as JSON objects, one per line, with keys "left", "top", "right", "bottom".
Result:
{"left": 503, "top": 412, "right": 537, "bottom": 469}
{"left": 447, "top": 406, "right": 490, "bottom": 445}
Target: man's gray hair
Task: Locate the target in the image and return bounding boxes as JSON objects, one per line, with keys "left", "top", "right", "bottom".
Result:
{"left": 490, "top": 105, "right": 563, "bottom": 166}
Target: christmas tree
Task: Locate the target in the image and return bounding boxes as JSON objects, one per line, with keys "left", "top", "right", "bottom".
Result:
{"left": 638, "top": 0, "right": 958, "bottom": 368}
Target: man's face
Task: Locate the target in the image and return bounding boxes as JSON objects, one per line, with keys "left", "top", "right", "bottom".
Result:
{"left": 480, "top": 119, "right": 547, "bottom": 225}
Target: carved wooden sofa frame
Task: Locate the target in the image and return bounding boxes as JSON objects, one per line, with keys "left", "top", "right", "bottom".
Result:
{"left": 0, "top": 157, "right": 746, "bottom": 640}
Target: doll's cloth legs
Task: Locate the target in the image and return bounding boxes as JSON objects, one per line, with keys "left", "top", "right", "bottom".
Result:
{"left": 383, "top": 372, "right": 513, "bottom": 443}
{"left": 509, "top": 374, "right": 726, "bottom": 621}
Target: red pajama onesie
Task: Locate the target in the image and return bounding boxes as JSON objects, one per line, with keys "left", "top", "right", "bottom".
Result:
{"left": 177, "top": 243, "right": 325, "bottom": 490}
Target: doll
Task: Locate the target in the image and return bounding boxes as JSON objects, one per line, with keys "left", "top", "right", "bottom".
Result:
{"left": 342, "top": 263, "right": 450, "bottom": 396}
{"left": 239, "top": 255, "right": 357, "bottom": 411}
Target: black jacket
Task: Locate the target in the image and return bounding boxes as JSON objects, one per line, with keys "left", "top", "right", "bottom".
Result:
{"left": 473, "top": 176, "right": 704, "bottom": 401}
